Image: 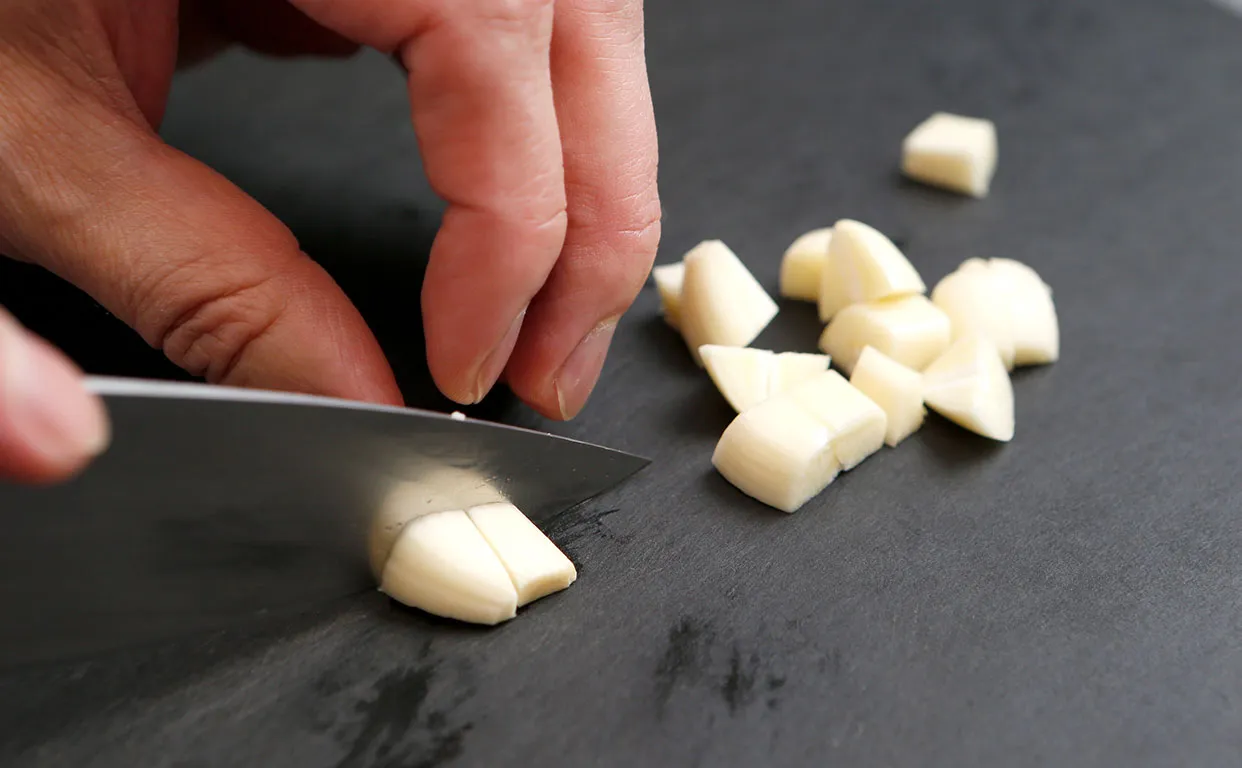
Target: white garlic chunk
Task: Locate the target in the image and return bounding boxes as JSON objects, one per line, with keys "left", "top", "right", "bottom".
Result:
{"left": 819, "top": 294, "right": 951, "bottom": 374}
{"left": 818, "top": 219, "right": 925, "bottom": 321}
{"left": 922, "top": 334, "right": 1015, "bottom": 441}
{"left": 779, "top": 227, "right": 833, "bottom": 302}
{"left": 679, "top": 240, "right": 778, "bottom": 366}
{"left": 849, "top": 346, "right": 926, "bottom": 447}
{"left": 901, "top": 112, "right": 998, "bottom": 198}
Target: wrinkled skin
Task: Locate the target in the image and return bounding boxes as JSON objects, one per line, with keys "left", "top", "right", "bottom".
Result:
{"left": 0, "top": 0, "right": 661, "bottom": 482}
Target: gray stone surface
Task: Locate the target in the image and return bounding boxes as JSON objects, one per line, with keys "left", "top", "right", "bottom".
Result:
{"left": 2, "top": 0, "right": 1242, "bottom": 765}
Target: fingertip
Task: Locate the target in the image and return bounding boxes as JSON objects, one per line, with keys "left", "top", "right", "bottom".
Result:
{"left": 552, "top": 317, "right": 618, "bottom": 420}
{"left": 425, "top": 298, "right": 527, "bottom": 407}
{"left": 420, "top": 205, "right": 564, "bottom": 408}
{"left": 0, "top": 312, "right": 109, "bottom": 484}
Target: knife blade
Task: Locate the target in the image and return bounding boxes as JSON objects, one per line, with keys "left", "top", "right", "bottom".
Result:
{"left": 0, "top": 377, "right": 649, "bottom": 668}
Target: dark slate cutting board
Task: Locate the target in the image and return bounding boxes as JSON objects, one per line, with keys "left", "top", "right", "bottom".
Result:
{"left": 2, "top": 0, "right": 1242, "bottom": 765}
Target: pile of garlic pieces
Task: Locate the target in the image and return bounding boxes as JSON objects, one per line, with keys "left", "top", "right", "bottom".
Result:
{"left": 378, "top": 502, "right": 577, "bottom": 625}
{"left": 650, "top": 113, "right": 1058, "bottom": 514}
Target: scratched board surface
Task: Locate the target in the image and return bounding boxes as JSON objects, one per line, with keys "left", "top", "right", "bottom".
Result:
{"left": 2, "top": 0, "right": 1242, "bottom": 765}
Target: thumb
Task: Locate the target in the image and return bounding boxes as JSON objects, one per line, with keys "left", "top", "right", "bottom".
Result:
{"left": 0, "top": 309, "right": 109, "bottom": 484}
{"left": 0, "top": 54, "right": 402, "bottom": 407}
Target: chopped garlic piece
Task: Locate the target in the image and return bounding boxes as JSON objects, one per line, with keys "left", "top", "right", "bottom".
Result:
{"left": 818, "top": 220, "right": 925, "bottom": 321}
{"left": 712, "top": 397, "right": 840, "bottom": 513}
{"left": 769, "top": 352, "right": 832, "bottom": 395}
{"left": 368, "top": 473, "right": 505, "bottom": 579}
{"left": 700, "top": 346, "right": 831, "bottom": 413}
{"left": 932, "top": 258, "right": 1058, "bottom": 368}
{"left": 679, "top": 241, "right": 778, "bottom": 366}
{"left": 450, "top": 411, "right": 466, "bottom": 421}
{"left": 466, "top": 503, "right": 576, "bottom": 607}
{"left": 652, "top": 262, "right": 686, "bottom": 330}
{"left": 779, "top": 228, "right": 833, "bottom": 302}
{"left": 712, "top": 369, "right": 889, "bottom": 512}
{"left": 988, "top": 258, "right": 1059, "bottom": 365}
{"left": 785, "top": 370, "right": 886, "bottom": 470}
{"left": 922, "top": 335, "right": 1014, "bottom": 441}
{"left": 901, "top": 112, "right": 997, "bottom": 198}
{"left": 849, "top": 346, "right": 926, "bottom": 446}
{"left": 700, "top": 345, "right": 774, "bottom": 413}
{"left": 380, "top": 510, "right": 519, "bottom": 625}
{"left": 819, "top": 294, "right": 951, "bottom": 374}
{"left": 931, "top": 267, "right": 1017, "bottom": 369}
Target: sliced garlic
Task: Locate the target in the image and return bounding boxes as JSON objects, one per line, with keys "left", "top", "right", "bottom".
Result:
{"left": 700, "top": 345, "right": 830, "bottom": 413}
{"left": 651, "top": 262, "right": 686, "bottom": 330}
{"left": 901, "top": 112, "right": 997, "bottom": 198}
{"left": 450, "top": 411, "right": 466, "bottom": 421}
{"left": 712, "top": 369, "right": 890, "bottom": 512}
{"left": 679, "top": 240, "right": 778, "bottom": 366}
{"left": 368, "top": 472, "right": 506, "bottom": 579}
{"left": 932, "top": 258, "right": 1058, "bottom": 368}
{"left": 988, "top": 257, "right": 1044, "bottom": 286}
{"left": 380, "top": 509, "right": 519, "bottom": 625}
{"left": 818, "top": 294, "right": 951, "bottom": 375}
{"left": 818, "top": 219, "right": 925, "bottom": 321}
{"left": 700, "top": 345, "right": 774, "bottom": 413}
{"left": 466, "top": 502, "right": 576, "bottom": 607}
{"left": 988, "top": 258, "right": 1059, "bottom": 365}
{"left": 849, "top": 346, "right": 926, "bottom": 447}
{"left": 712, "top": 397, "right": 841, "bottom": 513}
{"left": 770, "top": 351, "right": 832, "bottom": 395}
{"left": 931, "top": 266, "right": 1017, "bottom": 370}
{"left": 785, "top": 370, "right": 886, "bottom": 470}
{"left": 779, "top": 228, "right": 833, "bottom": 302}
{"left": 922, "top": 335, "right": 1014, "bottom": 441}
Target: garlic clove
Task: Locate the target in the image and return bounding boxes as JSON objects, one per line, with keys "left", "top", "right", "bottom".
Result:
{"left": 701, "top": 346, "right": 832, "bottom": 413}
{"left": 901, "top": 112, "right": 998, "bottom": 198}
{"left": 770, "top": 352, "right": 833, "bottom": 396}
{"left": 988, "top": 258, "right": 1059, "bottom": 365}
{"left": 785, "top": 370, "right": 887, "bottom": 470}
{"left": 922, "top": 334, "right": 1015, "bottom": 441}
{"left": 818, "top": 294, "right": 951, "bottom": 375}
{"left": 818, "top": 219, "right": 925, "bottom": 321}
{"left": 652, "top": 262, "right": 686, "bottom": 331}
{"left": 849, "top": 346, "right": 926, "bottom": 447}
{"left": 466, "top": 503, "right": 576, "bottom": 607}
{"left": 712, "top": 397, "right": 841, "bottom": 513}
{"left": 679, "top": 240, "right": 779, "bottom": 366}
{"left": 779, "top": 228, "right": 833, "bottom": 302}
{"left": 931, "top": 266, "right": 1017, "bottom": 370}
{"left": 700, "top": 345, "right": 775, "bottom": 413}
{"left": 380, "top": 509, "right": 519, "bottom": 625}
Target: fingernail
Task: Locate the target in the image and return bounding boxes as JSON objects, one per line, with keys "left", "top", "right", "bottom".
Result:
{"left": 473, "top": 308, "right": 526, "bottom": 403}
{"left": 554, "top": 318, "right": 619, "bottom": 420}
{"left": 1, "top": 316, "right": 110, "bottom": 467}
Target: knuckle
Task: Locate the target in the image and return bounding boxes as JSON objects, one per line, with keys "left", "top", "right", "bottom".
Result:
{"left": 566, "top": 189, "right": 662, "bottom": 305}
{"left": 571, "top": 175, "right": 662, "bottom": 263}
{"left": 572, "top": 0, "right": 645, "bottom": 27}
{"left": 472, "top": 0, "right": 556, "bottom": 25}
{"left": 521, "top": 199, "right": 571, "bottom": 244}
{"left": 607, "top": 195, "right": 662, "bottom": 280}
{"left": 149, "top": 274, "right": 287, "bottom": 384}
{"left": 491, "top": 195, "right": 570, "bottom": 255}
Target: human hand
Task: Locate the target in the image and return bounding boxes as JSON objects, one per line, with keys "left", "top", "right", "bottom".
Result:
{"left": 0, "top": 309, "right": 109, "bottom": 483}
{"left": 0, "top": 0, "right": 660, "bottom": 426}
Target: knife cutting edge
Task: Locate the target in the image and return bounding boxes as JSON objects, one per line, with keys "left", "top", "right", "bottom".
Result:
{"left": 0, "top": 377, "right": 649, "bottom": 668}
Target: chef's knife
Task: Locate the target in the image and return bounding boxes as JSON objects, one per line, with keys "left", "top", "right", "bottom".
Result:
{"left": 0, "top": 377, "right": 649, "bottom": 668}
